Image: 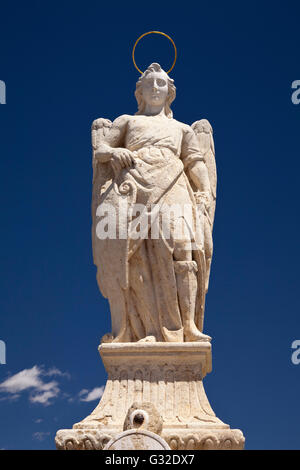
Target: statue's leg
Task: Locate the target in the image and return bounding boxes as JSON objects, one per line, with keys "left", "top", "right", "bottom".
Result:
{"left": 145, "top": 236, "right": 184, "bottom": 342}
{"left": 173, "top": 221, "right": 210, "bottom": 342}
{"left": 106, "top": 282, "right": 131, "bottom": 343}
{"left": 128, "top": 242, "right": 162, "bottom": 341}
{"left": 203, "top": 217, "right": 213, "bottom": 292}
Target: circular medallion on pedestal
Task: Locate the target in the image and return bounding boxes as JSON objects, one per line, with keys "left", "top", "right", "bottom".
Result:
{"left": 103, "top": 429, "right": 170, "bottom": 450}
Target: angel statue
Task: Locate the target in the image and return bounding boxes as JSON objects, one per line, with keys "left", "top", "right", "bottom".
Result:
{"left": 91, "top": 63, "right": 216, "bottom": 343}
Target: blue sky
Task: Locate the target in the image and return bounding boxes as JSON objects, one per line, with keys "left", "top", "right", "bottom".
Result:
{"left": 0, "top": 0, "right": 300, "bottom": 449}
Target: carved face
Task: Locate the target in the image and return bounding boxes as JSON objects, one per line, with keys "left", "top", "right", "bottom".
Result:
{"left": 141, "top": 71, "right": 169, "bottom": 108}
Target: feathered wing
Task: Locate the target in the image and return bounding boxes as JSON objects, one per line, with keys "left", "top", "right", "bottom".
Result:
{"left": 91, "top": 118, "right": 113, "bottom": 297}
{"left": 190, "top": 119, "right": 217, "bottom": 332}
{"left": 191, "top": 119, "right": 217, "bottom": 226}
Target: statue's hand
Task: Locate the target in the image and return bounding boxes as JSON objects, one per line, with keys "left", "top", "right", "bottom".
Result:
{"left": 111, "top": 148, "right": 135, "bottom": 174}
{"left": 195, "top": 191, "right": 211, "bottom": 212}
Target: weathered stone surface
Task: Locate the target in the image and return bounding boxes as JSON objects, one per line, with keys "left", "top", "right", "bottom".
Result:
{"left": 91, "top": 63, "right": 215, "bottom": 343}
{"left": 55, "top": 343, "right": 245, "bottom": 450}
{"left": 104, "top": 429, "right": 170, "bottom": 450}
{"left": 55, "top": 62, "right": 245, "bottom": 450}
{"left": 74, "top": 342, "right": 215, "bottom": 430}
{"left": 123, "top": 401, "right": 163, "bottom": 435}
{"left": 55, "top": 427, "right": 244, "bottom": 451}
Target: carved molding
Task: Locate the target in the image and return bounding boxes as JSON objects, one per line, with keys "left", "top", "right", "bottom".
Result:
{"left": 55, "top": 343, "right": 245, "bottom": 450}
{"left": 73, "top": 342, "right": 220, "bottom": 430}
{"left": 55, "top": 428, "right": 244, "bottom": 450}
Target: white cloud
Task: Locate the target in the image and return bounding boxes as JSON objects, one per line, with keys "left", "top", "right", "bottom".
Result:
{"left": 0, "top": 366, "right": 105, "bottom": 407}
{"left": 0, "top": 393, "right": 20, "bottom": 402}
{"left": 33, "top": 432, "right": 50, "bottom": 442}
{"left": 0, "top": 366, "right": 42, "bottom": 393}
{"left": 0, "top": 366, "right": 69, "bottom": 406}
{"left": 44, "top": 367, "right": 70, "bottom": 379}
{"left": 30, "top": 385, "right": 59, "bottom": 405}
{"left": 79, "top": 386, "right": 104, "bottom": 402}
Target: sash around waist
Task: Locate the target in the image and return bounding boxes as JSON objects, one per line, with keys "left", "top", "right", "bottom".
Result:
{"left": 131, "top": 146, "right": 180, "bottom": 164}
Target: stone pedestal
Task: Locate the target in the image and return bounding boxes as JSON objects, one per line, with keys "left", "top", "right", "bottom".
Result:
{"left": 55, "top": 342, "right": 244, "bottom": 450}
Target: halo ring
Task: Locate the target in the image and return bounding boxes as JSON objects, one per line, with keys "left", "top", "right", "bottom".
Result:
{"left": 132, "top": 31, "right": 177, "bottom": 74}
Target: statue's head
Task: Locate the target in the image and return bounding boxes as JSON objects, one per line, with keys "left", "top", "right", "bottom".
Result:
{"left": 135, "top": 63, "right": 176, "bottom": 118}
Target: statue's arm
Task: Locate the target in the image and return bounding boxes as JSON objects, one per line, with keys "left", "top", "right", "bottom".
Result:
{"left": 189, "top": 160, "right": 210, "bottom": 193}
{"left": 94, "top": 115, "right": 134, "bottom": 171}
{"left": 181, "top": 126, "right": 211, "bottom": 194}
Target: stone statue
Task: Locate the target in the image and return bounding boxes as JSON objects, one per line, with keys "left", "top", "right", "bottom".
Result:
{"left": 55, "top": 63, "right": 245, "bottom": 451}
{"left": 91, "top": 63, "right": 216, "bottom": 343}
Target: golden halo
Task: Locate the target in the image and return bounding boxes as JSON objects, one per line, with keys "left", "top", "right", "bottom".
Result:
{"left": 132, "top": 31, "right": 177, "bottom": 75}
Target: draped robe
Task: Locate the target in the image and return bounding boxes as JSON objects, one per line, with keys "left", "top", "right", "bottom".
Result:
{"left": 94, "top": 114, "right": 206, "bottom": 342}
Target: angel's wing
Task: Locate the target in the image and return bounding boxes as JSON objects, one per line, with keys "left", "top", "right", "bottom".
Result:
{"left": 191, "top": 119, "right": 217, "bottom": 226}
{"left": 91, "top": 118, "right": 113, "bottom": 268}
{"left": 91, "top": 117, "right": 113, "bottom": 183}
{"left": 191, "top": 119, "right": 217, "bottom": 332}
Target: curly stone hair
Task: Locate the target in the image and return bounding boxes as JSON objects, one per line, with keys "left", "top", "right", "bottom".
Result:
{"left": 134, "top": 63, "right": 176, "bottom": 119}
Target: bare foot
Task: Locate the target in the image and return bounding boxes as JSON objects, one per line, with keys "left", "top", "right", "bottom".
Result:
{"left": 138, "top": 335, "right": 157, "bottom": 343}
{"left": 101, "top": 333, "right": 114, "bottom": 343}
{"left": 184, "top": 323, "right": 211, "bottom": 342}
